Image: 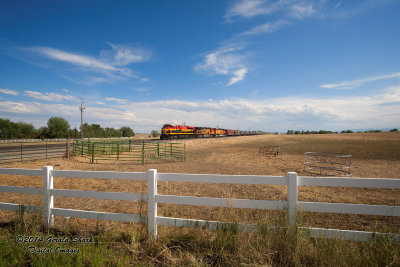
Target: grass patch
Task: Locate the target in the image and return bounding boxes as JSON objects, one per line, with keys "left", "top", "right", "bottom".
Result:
{"left": 1, "top": 212, "right": 399, "bottom": 266}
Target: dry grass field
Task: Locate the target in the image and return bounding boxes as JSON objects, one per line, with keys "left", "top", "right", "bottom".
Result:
{"left": 0, "top": 132, "right": 399, "bottom": 265}
{"left": 1, "top": 132, "right": 399, "bottom": 231}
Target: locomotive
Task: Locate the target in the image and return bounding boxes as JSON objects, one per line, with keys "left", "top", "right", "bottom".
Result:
{"left": 160, "top": 124, "right": 257, "bottom": 140}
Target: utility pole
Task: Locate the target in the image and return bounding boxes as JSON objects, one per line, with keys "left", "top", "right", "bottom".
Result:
{"left": 79, "top": 102, "right": 85, "bottom": 139}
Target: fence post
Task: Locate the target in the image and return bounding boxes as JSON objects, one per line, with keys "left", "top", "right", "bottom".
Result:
{"left": 20, "top": 142, "right": 23, "bottom": 161}
{"left": 183, "top": 143, "right": 186, "bottom": 162}
{"left": 117, "top": 144, "right": 120, "bottom": 160}
{"left": 287, "top": 172, "right": 298, "bottom": 226}
{"left": 43, "top": 166, "right": 54, "bottom": 228}
{"left": 65, "top": 138, "right": 69, "bottom": 158}
{"left": 45, "top": 141, "right": 48, "bottom": 159}
{"left": 142, "top": 142, "right": 145, "bottom": 165}
{"left": 147, "top": 169, "right": 158, "bottom": 238}
{"left": 91, "top": 143, "right": 94, "bottom": 163}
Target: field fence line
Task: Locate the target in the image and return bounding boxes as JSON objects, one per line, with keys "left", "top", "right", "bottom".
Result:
{"left": 0, "top": 167, "right": 399, "bottom": 243}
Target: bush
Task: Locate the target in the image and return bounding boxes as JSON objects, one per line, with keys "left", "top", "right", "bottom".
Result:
{"left": 151, "top": 130, "right": 159, "bottom": 137}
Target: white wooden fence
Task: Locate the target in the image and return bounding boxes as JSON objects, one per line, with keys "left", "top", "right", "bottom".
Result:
{"left": 0, "top": 167, "right": 399, "bottom": 243}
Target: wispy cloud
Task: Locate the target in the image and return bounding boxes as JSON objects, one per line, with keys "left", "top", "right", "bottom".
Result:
{"left": 290, "top": 3, "right": 316, "bottom": 18}
{"left": 101, "top": 42, "right": 151, "bottom": 66}
{"left": 24, "top": 90, "right": 78, "bottom": 102}
{"left": 195, "top": 44, "right": 248, "bottom": 86}
{"left": 226, "top": 0, "right": 318, "bottom": 21}
{"left": 227, "top": 68, "right": 248, "bottom": 86}
{"left": 206, "top": 1, "right": 321, "bottom": 85}
{"left": 241, "top": 20, "right": 292, "bottom": 35}
{"left": 225, "top": 0, "right": 279, "bottom": 20}
{"left": 335, "top": 2, "right": 342, "bottom": 9}
{"left": 321, "top": 72, "right": 400, "bottom": 89}
{"left": 0, "top": 88, "right": 18, "bottom": 96}
{"left": 105, "top": 97, "right": 128, "bottom": 104}
{"left": 21, "top": 43, "right": 151, "bottom": 85}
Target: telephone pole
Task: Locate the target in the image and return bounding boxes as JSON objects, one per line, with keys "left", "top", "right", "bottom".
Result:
{"left": 79, "top": 102, "right": 85, "bottom": 139}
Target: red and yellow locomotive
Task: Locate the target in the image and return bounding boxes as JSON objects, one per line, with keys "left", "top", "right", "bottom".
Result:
{"left": 160, "top": 124, "right": 242, "bottom": 140}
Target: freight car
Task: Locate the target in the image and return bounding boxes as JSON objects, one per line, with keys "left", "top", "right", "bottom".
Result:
{"left": 160, "top": 124, "right": 262, "bottom": 140}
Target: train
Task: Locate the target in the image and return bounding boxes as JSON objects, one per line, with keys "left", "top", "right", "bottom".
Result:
{"left": 160, "top": 124, "right": 263, "bottom": 140}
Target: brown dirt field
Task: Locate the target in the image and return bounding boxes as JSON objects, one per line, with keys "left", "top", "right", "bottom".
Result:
{"left": 1, "top": 133, "right": 399, "bottom": 233}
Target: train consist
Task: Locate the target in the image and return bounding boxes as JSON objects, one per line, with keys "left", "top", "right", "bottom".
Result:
{"left": 160, "top": 124, "right": 263, "bottom": 140}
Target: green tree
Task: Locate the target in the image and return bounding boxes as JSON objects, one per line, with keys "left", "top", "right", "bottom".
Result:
{"left": 0, "top": 118, "right": 13, "bottom": 139}
{"left": 120, "top": 126, "right": 135, "bottom": 137}
{"left": 151, "top": 130, "right": 159, "bottom": 137}
{"left": 47, "top": 117, "right": 70, "bottom": 138}
{"left": 15, "top": 122, "right": 36, "bottom": 138}
{"left": 390, "top": 128, "right": 398, "bottom": 132}
{"left": 36, "top": 126, "right": 48, "bottom": 139}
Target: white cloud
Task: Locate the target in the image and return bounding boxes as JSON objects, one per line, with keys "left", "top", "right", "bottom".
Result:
{"left": 62, "top": 89, "right": 69, "bottom": 93}
{"left": 0, "top": 88, "right": 18, "bottom": 96}
{"left": 226, "top": 0, "right": 318, "bottom": 21}
{"left": 335, "top": 2, "right": 342, "bottom": 9}
{"left": 195, "top": 45, "right": 248, "bottom": 86}
{"left": 102, "top": 42, "right": 151, "bottom": 66}
{"left": 241, "top": 20, "right": 292, "bottom": 35}
{"left": 321, "top": 72, "right": 400, "bottom": 89}
{"left": 290, "top": 3, "right": 315, "bottom": 18}
{"left": 105, "top": 97, "right": 128, "bottom": 104}
{"left": 24, "top": 43, "right": 150, "bottom": 84}
{"left": 225, "top": 0, "right": 278, "bottom": 20}
{"left": 24, "top": 90, "right": 78, "bottom": 102}
{"left": 3, "top": 86, "right": 399, "bottom": 132}
{"left": 228, "top": 68, "right": 248, "bottom": 86}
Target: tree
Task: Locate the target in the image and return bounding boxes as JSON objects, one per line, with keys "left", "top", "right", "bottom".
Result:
{"left": 151, "top": 130, "right": 159, "bottom": 137}
{"left": 0, "top": 118, "right": 12, "bottom": 139}
{"left": 390, "top": 128, "right": 398, "bottom": 132}
{"left": 15, "top": 122, "right": 36, "bottom": 138}
{"left": 47, "top": 117, "right": 70, "bottom": 138}
{"left": 120, "top": 126, "right": 135, "bottom": 137}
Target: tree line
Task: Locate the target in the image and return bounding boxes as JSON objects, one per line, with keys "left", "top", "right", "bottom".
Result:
{"left": 0, "top": 117, "right": 135, "bottom": 139}
{"left": 287, "top": 129, "right": 398, "bottom": 135}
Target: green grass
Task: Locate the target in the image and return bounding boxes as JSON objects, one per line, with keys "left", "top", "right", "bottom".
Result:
{"left": 1, "top": 212, "right": 399, "bottom": 266}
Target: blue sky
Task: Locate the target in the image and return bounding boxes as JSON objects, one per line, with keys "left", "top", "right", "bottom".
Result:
{"left": 0, "top": 0, "right": 399, "bottom": 133}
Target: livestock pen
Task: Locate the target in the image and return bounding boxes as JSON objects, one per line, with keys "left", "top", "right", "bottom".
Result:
{"left": 72, "top": 140, "right": 185, "bottom": 164}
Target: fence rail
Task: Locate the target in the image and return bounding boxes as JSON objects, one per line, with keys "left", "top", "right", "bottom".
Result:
{"left": 0, "top": 167, "right": 399, "bottom": 243}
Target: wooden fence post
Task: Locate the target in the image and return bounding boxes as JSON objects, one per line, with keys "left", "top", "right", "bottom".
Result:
{"left": 20, "top": 142, "right": 23, "bottom": 161}
{"left": 287, "top": 172, "right": 298, "bottom": 226}
{"left": 147, "top": 169, "right": 158, "bottom": 238}
{"left": 43, "top": 166, "right": 54, "bottom": 228}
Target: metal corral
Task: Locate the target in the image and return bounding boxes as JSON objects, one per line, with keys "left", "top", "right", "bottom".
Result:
{"left": 304, "top": 152, "right": 352, "bottom": 176}
{"left": 0, "top": 141, "right": 69, "bottom": 164}
{"left": 73, "top": 140, "right": 185, "bottom": 164}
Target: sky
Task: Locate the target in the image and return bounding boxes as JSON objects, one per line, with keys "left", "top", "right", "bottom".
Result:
{"left": 0, "top": 0, "right": 399, "bottom": 133}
